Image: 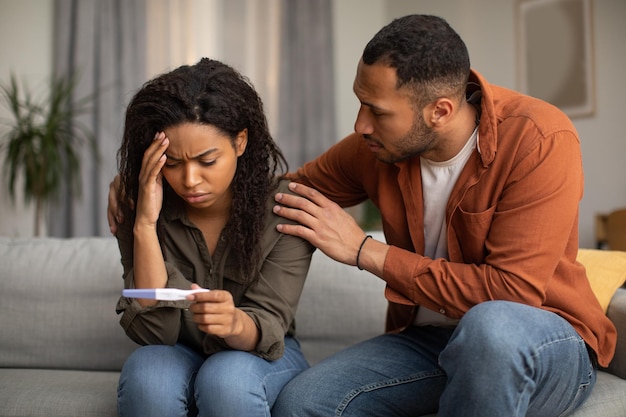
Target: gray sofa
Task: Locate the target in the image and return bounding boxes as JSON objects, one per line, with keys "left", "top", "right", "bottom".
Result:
{"left": 1, "top": 235, "right": 625, "bottom": 417}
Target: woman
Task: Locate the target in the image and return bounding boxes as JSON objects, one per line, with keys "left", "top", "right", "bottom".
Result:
{"left": 114, "top": 58, "right": 313, "bottom": 417}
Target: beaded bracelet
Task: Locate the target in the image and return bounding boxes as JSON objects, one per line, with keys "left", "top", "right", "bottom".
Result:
{"left": 356, "top": 235, "right": 372, "bottom": 270}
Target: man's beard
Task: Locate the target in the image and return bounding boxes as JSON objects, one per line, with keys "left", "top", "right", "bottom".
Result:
{"left": 370, "top": 114, "right": 438, "bottom": 164}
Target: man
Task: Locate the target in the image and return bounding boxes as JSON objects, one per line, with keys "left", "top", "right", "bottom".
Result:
{"left": 269, "top": 14, "right": 615, "bottom": 417}
{"left": 109, "top": 14, "right": 615, "bottom": 417}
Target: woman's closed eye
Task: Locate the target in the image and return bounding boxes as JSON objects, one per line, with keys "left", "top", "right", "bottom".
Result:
{"left": 163, "top": 159, "right": 217, "bottom": 169}
{"left": 199, "top": 159, "right": 217, "bottom": 167}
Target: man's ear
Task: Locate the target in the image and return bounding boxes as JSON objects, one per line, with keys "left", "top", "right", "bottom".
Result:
{"left": 235, "top": 129, "right": 248, "bottom": 156}
{"left": 424, "top": 98, "right": 454, "bottom": 127}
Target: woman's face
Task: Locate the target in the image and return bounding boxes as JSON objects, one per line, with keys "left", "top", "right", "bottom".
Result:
{"left": 161, "top": 123, "right": 247, "bottom": 213}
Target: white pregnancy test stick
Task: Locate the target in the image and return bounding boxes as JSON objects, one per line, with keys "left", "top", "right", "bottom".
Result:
{"left": 122, "top": 288, "right": 210, "bottom": 301}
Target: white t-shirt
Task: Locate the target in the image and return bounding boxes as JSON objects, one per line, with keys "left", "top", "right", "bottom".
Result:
{"left": 414, "top": 126, "right": 479, "bottom": 327}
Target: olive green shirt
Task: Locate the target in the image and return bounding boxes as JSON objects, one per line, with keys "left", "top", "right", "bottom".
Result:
{"left": 115, "top": 179, "right": 315, "bottom": 360}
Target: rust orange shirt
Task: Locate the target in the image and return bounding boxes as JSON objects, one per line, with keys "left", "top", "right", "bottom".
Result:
{"left": 289, "top": 70, "right": 616, "bottom": 367}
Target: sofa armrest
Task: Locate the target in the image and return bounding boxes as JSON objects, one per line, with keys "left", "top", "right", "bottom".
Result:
{"left": 606, "top": 287, "right": 626, "bottom": 379}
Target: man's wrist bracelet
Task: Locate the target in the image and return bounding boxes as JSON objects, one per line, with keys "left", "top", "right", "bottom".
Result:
{"left": 356, "top": 235, "right": 372, "bottom": 270}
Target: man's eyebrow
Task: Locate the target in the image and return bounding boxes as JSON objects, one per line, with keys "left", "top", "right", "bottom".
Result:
{"left": 165, "top": 148, "right": 218, "bottom": 161}
{"left": 361, "top": 101, "right": 387, "bottom": 113}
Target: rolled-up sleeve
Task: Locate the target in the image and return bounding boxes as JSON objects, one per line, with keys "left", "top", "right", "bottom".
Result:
{"left": 115, "top": 218, "right": 198, "bottom": 346}
{"left": 116, "top": 262, "right": 197, "bottom": 346}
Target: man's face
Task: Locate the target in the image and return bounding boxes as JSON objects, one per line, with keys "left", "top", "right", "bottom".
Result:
{"left": 352, "top": 60, "right": 438, "bottom": 164}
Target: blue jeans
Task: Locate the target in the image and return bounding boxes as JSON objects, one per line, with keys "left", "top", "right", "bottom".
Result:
{"left": 117, "top": 336, "right": 308, "bottom": 417}
{"left": 272, "top": 301, "right": 596, "bottom": 417}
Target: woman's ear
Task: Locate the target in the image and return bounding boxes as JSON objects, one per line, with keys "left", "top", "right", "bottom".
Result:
{"left": 235, "top": 129, "right": 248, "bottom": 157}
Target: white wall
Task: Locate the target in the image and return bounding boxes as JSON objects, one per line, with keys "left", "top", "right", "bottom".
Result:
{"left": 574, "top": 0, "right": 626, "bottom": 247}
{"left": 2, "top": 0, "right": 625, "bottom": 248}
{"left": 0, "top": 0, "right": 53, "bottom": 237}
{"left": 332, "top": 0, "right": 388, "bottom": 138}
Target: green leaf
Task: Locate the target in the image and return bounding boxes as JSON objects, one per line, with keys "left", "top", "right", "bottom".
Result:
{"left": 0, "top": 71, "right": 99, "bottom": 232}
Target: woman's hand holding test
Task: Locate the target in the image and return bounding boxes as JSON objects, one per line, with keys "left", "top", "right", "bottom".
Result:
{"left": 188, "top": 283, "right": 260, "bottom": 352}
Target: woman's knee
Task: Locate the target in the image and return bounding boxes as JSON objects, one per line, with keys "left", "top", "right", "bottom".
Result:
{"left": 195, "top": 351, "right": 271, "bottom": 416}
{"left": 195, "top": 344, "right": 310, "bottom": 416}
{"left": 120, "top": 345, "right": 176, "bottom": 386}
{"left": 118, "top": 345, "right": 201, "bottom": 417}
{"left": 120, "top": 344, "right": 204, "bottom": 395}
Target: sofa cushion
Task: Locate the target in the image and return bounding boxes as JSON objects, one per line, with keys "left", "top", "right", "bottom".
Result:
{"left": 0, "top": 237, "right": 137, "bottom": 371}
{"left": 295, "top": 240, "right": 388, "bottom": 365}
{"left": 569, "top": 371, "right": 626, "bottom": 417}
{"left": 606, "top": 288, "right": 626, "bottom": 379}
{"left": 577, "top": 249, "right": 626, "bottom": 312}
{"left": 0, "top": 368, "right": 119, "bottom": 417}
{"left": 418, "top": 371, "right": 626, "bottom": 417}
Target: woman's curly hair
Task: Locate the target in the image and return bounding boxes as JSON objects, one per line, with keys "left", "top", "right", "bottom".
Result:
{"left": 117, "top": 58, "right": 288, "bottom": 281}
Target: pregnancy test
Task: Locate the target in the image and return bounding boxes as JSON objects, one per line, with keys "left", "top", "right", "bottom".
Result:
{"left": 122, "top": 288, "right": 210, "bottom": 301}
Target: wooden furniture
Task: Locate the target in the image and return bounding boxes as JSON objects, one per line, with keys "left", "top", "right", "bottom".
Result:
{"left": 596, "top": 208, "right": 626, "bottom": 250}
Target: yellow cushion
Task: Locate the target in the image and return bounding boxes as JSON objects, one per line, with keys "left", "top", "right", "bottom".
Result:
{"left": 577, "top": 249, "right": 626, "bottom": 312}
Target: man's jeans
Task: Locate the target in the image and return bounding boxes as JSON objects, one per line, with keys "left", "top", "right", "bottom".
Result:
{"left": 272, "top": 301, "right": 596, "bottom": 417}
{"left": 117, "top": 336, "right": 309, "bottom": 417}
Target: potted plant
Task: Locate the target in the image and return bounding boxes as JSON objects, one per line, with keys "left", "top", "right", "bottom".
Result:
{"left": 0, "top": 73, "right": 97, "bottom": 236}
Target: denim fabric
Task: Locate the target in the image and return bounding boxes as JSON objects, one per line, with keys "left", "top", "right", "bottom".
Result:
{"left": 117, "top": 337, "right": 308, "bottom": 417}
{"left": 273, "top": 301, "right": 596, "bottom": 417}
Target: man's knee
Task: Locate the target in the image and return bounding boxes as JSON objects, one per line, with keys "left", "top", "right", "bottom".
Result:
{"left": 272, "top": 364, "right": 334, "bottom": 417}
{"left": 444, "top": 301, "right": 538, "bottom": 362}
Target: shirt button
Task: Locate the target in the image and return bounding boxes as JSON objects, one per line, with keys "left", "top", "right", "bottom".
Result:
{"left": 439, "top": 309, "right": 446, "bottom": 314}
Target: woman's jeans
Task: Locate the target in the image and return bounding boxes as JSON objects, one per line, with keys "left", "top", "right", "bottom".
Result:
{"left": 273, "top": 301, "right": 597, "bottom": 417}
{"left": 117, "top": 336, "right": 308, "bottom": 417}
